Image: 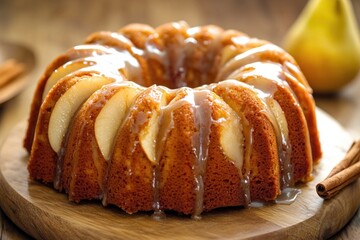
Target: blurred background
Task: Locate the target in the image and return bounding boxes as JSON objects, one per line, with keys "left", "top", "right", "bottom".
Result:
{"left": 2, "top": 0, "right": 360, "bottom": 136}
{"left": 4, "top": 0, "right": 353, "bottom": 59}
{"left": 0, "top": 0, "right": 360, "bottom": 238}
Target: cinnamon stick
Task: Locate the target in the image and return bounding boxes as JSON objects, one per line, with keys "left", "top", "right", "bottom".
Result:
{"left": 0, "top": 59, "right": 26, "bottom": 87}
{"left": 316, "top": 140, "right": 360, "bottom": 199}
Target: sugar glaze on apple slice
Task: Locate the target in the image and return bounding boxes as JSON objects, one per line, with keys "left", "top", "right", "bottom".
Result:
{"left": 95, "top": 84, "right": 141, "bottom": 161}
{"left": 48, "top": 75, "right": 113, "bottom": 153}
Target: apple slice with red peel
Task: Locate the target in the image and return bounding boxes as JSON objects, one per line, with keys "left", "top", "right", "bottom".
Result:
{"left": 48, "top": 75, "right": 113, "bottom": 153}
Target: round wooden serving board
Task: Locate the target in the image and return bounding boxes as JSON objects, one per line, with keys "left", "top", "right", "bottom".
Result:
{"left": 1, "top": 109, "right": 360, "bottom": 240}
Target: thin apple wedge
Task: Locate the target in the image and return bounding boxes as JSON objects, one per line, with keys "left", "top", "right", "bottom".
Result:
{"left": 216, "top": 96, "right": 244, "bottom": 171}
{"left": 48, "top": 75, "right": 113, "bottom": 153}
{"left": 95, "top": 84, "right": 141, "bottom": 161}
{"left": 42, "top": 60, "right": 92, "bottom": 100}
{"left": 138, "top": 88, "right": 168, "bottom": 163}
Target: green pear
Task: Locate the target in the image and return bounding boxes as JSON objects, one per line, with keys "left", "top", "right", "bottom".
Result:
{"left": 283, "top": 0, "right": 360, "bottom": 94}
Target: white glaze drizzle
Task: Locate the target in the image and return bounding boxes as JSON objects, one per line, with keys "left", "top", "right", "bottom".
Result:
{"left": 40, "top": 23, "right": 311, "bottom": 216}
{"left": 228, "top": 62, "right": 296, "bottom": 189}
{"left": 52, "top": 77, "right": 115, "bottom": 190}
{"left": 227, "top": 62, "right": 304, "bottom": 204}
{"left": 168, "top": 29, "right": 187, "bottom": 88}
{"left": 152, "top": 88, "right": 187, "bottom": 219}
{"left": 43, "top": 45, "right": 144, "bottom": 105}
{"left": 238, "top": 112, "right": 253, "bottom": 207}
{"left": 216, "top": 44, "right": 286, "bottom": 82}
{"left": 207, "top": 80, "right": 253, "bottom": 207}
{"left": 234, "top": 63, "right": 302, "bottom": 203}
{"left": 190, "top": 90, "right": 213, "bottom": 219}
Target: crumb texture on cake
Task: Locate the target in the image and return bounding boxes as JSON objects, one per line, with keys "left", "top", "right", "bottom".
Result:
{"left": 25, "top": 21, "right": 322, "bottom": 217}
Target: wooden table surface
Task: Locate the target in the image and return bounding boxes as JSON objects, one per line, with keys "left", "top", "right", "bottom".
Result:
{"left": 0, "top": 0, "right": 359, "bottom": 239}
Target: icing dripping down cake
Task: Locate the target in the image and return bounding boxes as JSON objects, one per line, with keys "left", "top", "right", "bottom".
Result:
{"left": 25, "top": 22, "right": 322, "bottom": 218}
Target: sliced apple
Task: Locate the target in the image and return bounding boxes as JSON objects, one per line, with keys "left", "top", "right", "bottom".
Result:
{"left": 219, "top": 44, "right": 281, "bottom": 80}
{"left": 220, "top": 45, "right": 239, "bottom": 66}
{"left": 95, "top": 85, "right": 141, "bottom": 161}
{"left": 43, "top": 60, "right": 93, "bottom": 100}
{"left": 266, "top": 97, "right": 290, "bottom": 157}
{"left": 48, "top": 76, "right": 113, "bottom": 153}
{"left": 217, "top": 98, "right": 244, "bottom": 171}
{"left": 238, "top": 74, "right": 290, "bottom": 149}
{"left": 138, "top": 89, "right": 168, "bottom": 163}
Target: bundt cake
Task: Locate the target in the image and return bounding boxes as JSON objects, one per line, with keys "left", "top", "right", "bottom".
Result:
{"left": 25, "top": 21, "right": 322, "bottom": 218}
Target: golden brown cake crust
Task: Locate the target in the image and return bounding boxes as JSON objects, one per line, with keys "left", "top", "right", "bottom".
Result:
{"left": 25, "top": 22, "right": 322, "bottom": 216}
{"left": 24, "top": 45, "right": 118, "bottom": 153}
{"left": 28, "top": 73, "right": 86, "bottom": 183}
{"left": 213, "top": 83, "right": 281, "bottom": 201}
{"left": 104, "top": 86, "right": 166, "bottom": 213}
{"left": 56, "top": 83, "right": 122, "bottom": 200}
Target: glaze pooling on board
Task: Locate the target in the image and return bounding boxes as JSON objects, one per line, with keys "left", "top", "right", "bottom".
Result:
{"left": 26, "top": 22, "right": 320, "bottom": 217}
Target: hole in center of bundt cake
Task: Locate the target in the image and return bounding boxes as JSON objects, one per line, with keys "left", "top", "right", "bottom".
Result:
{"left": 129, "top": 27, "right": 223, "bottom": 89}
{"left": 140, "top": 48, "right": 221, "bottom": 89}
